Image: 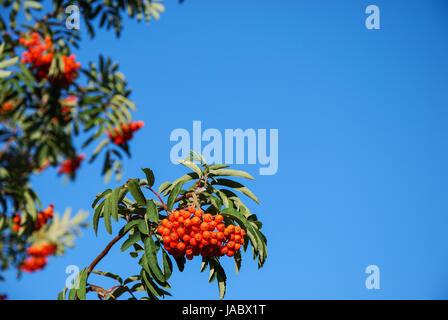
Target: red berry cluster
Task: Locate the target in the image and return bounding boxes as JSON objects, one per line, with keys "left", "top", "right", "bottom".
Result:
{"left": 20, "top": 242, "right": 57, "bottom": 273}
{"left": 157, "top": 206, "right": 245, "bottom": 260}
{"left": 20, "top": 33, "right": 53, "bottom": 81}
{"left": 57, "top": 154, "right": 85, "bottom": 174}
{"left": 12, "top": 204, "right": 54, "bottom": 232}
{"left": 20, "top": 32, "right": 80, "bottom": 87}
{"left": 0, "top": 102, "right": 13, "bottom": 115}
{"left": 34, "top": 204, "right": 54, "bottom": 230}
{"left": 107, "top": 121, "right": 144, "bottom": 145}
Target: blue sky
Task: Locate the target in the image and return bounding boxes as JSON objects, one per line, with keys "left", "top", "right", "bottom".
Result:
{"left": 2, "top": 0, "right": 448, "bottom": 299}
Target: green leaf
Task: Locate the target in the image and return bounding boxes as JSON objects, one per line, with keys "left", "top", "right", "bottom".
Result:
{"left": 158, "top": 182, "right": 171, "bottom": 195}
{"left": 123, "top": 275, "right": 140, "bottom": 286}
{"left": 24, "top": 191, "right": 37, "bottom": 219}
{"left": 208, "top": 164, "right": 230, "bottom": 170}
{"left": 76, "top": 269, "right": 88, "bottom": 300}
{"left": 57, "top": 287, "right": 68, "bottom": 300}
{"left": 212, "top": 179, "right": 259, "bottom": 204}
{"left": 89, "top": 138, "right": 109, "bottom": 163}
{"left": 216, "top": 264, "right": 227, "bottom": 300}
{"left": 121, "top": 232, "right": 142, "bottom": 252}
{"left": 141, "top": 270, "right": 171, "bottom": 298}
{"left": 103, "top": 200, "right": 112, "bottom": 234}
{"left": 234, "top": 250, "right": 242, "bottom": 275}
{"left": 174, "top": 256, "right": 186, "bottom": 272}
{"left": 122, "top": 219, "right": 141, "bottom": 234}
{"left": 162, "top": 172, "right": 198, "bottom": 196}
{"left": 92, "top": 189, "right": 112, "bottom": 209}
{"left": 178, "top": 159, "right": 203, "bottom": 177}
{"left": 146, "top": 199, "right": 159, "bottom": 223}
{"left": 138, "top": 219, "right": 149, "bottom": 235}
{"left": 209, "top": 169, "right": 255, "bottom": 180}
{"left": 200, "top": 258, "right": 208, "bottom": 273}
{"left": 108, "top": 187, "right": 121, "bottom": 222}
{"left": 162, "top": 250, "right": 173, "bottom": 280}
{"left": 166, "top": 181, "right": 184, "bottom": 212}
{"left": 68, "top": 286, "right": 77, "bottom": 300}
{"left": 142, "top": 168, "right": 155, "bottom": 187}
{"left": 91, "top": 270, "right": 123, "bottom": 285}
{"left": 143, "top": 236, "right": 165, "bottom": 283}
{"left": 0, "top": 56, "right": 18, "bottom": 69}
{"left": 93, "top": 201, "right": 105, "bottom": 236}
{"left": 128, "top": 179, "right": 146, "bottom": 206}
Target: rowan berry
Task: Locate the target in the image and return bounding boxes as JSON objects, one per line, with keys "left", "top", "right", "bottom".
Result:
{"left": 202, "top": 231, "right": 211, "bottom": 240}
{"left": 217, "top": 232, "right": 225, "bottom": 240}
{"left": 194, "top": 234, "right": 202, "bottom": 242}
{"left": 184, "top": 218, "right": 192, "bottom": 228}
{"left": 203, "top": 213, "right": 213, "bottom": 222}
{"left": 200, "top": 222, "right": 209, "bottom": 231}
{"left": 161, "top": 219, "right": 170, "bottom": 227}
{"left": 177, "top": 227, "right": 186, "bottom": 237}
{"left": 170, "top": 233, "right": 179, "bottom": 241}
{"left": 191, "top": 216, "right": 201, "bottom": 225}
{"left": 226, "top": 250, "right": 235, "bottom": 257}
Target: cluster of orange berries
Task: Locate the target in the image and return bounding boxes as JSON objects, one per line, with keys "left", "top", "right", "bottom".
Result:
{"left": 20, "top": 242, "right": 57, "bottom": 273}
{"left": 157, "top": 206, "right": 245, "bottom": 260}
{"left": 12, "top": 204, "right": 54, "bottom": 232}
{"left": 57, "top": 154, "right": 85, "bottom": 174}
{"left": 107, "top": 121, "right": 144, "bottom": 145}
{"left": 19, "top": 32, "right": 80, "bottom": 87}
{"left": 0, "top": 102, "right": 14, "bottom": 115}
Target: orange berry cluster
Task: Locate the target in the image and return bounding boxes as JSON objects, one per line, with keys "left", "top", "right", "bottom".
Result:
{"left": 34, "top": 204, "right": 54, "bottom": 230}
{"left": 57, "top": 154, "right": 85, "bottom": 174}
{"left": 107, "top": 121, "right": 144, "bottom": 145}
{"left": 20, "top": 33, "right": 80, "bottom": 87}
{"left": 20, "top": 33, "right": 53, "bottom": 81}
{"left": 0, "top": 102, "right": 13, "bottom": 115}
{"left": 20, "top": 242, "right": 57, "bottom": 273}
{"left": 13, "top": 204, "right": 54, "bottom": 232}
{"left": 157, "top": 206, "right": 245, "bottom": 260}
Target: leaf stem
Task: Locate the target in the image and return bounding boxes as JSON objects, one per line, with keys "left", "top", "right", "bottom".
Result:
{"left": 142, "top": 185, "right": 167, "bottom": 211}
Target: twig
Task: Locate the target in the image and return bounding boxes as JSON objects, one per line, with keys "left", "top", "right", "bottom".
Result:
{"left": 86, "top": 232, "right": 127, "bottom": 276}
{"left": 142, "top": 185, "right": 167, "bottom": 211}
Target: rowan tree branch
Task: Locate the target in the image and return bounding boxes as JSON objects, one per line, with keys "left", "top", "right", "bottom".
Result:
{"left": 86, "top": 232, "right": 127, "bottom": 276}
